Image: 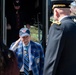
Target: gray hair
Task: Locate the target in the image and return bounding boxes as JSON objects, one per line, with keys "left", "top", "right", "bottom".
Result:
{"left": 70, "top": 0, "right": 76, "bottom": 15}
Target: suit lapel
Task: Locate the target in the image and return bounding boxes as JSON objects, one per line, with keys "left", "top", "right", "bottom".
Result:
{"left": 30, "top": 41, "right": 36, "bottom": 68}
{"left": 17, "top": 41, "right": 23, "bottom": 61}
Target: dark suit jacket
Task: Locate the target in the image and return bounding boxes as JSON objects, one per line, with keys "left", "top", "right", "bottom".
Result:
{"left": 7, "top": 9, "right": 25, "bottom": 47}
{"left": 43, "top": 16, "right": 76, "bottom": 75}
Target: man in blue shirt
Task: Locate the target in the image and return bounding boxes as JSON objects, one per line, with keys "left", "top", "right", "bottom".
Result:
{"left": 9, "top": 27, "right": 44, "bottom": 75}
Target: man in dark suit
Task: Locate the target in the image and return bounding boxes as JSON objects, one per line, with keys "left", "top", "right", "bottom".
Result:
{"left": 7, "top": 0, "right": 25, "bottom": 47}
{"left": 43, "top": 0, "right": 76, "bottom": 75}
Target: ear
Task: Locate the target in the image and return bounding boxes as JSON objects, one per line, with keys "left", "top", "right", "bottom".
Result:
{"left": 55, "top": 9, "right": 59, "bottom": 18}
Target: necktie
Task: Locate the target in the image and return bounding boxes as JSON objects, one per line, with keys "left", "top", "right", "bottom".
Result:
{"left": 24, "top": 46, "right": 29, "bottom": 75}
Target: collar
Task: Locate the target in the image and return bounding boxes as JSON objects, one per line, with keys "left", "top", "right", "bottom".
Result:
{"left": 59, "top": 15, "right": 69, "bottom": 22}
{"left": 23, "top": 42, "right": 30, "bottom": 47}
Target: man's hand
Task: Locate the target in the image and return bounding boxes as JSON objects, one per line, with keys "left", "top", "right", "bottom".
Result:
{"left": 11, "top": 38, "right": 21, "bottom": 50}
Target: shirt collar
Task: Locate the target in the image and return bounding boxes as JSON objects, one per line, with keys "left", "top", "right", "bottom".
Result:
{"left": 23, "top": 42, "right": 30, "bottom": 47}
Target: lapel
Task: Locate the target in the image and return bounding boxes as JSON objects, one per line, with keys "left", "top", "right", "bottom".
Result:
{"left": 30, "top": 41, "right": 36, "bottom": 58}
{"left": 30, "top": 41, "right": 39, "bottom": 74}
{"left": 17, "top": 41, "right": 23, "bottom": 57}
{"left": 30, "top": 41, "right": 37, "bottom": 66}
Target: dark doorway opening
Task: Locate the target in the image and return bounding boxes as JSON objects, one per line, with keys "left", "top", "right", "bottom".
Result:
{"left": 5, "top": 0, "right": 43, "bottom": 47}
